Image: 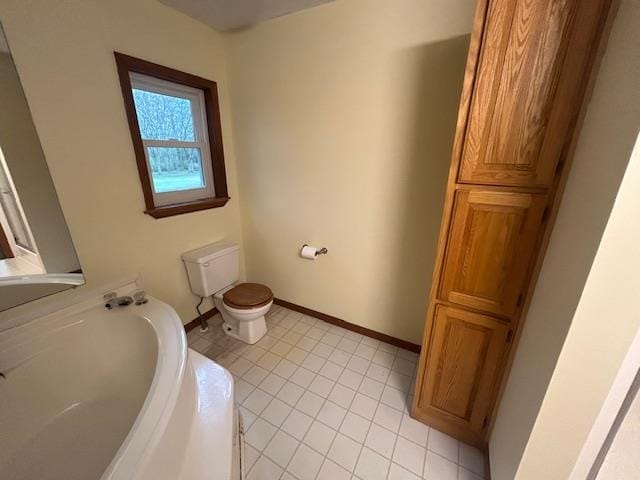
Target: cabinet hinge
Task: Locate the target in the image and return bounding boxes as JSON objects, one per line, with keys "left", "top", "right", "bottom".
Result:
{"left": 516, "top": 293, "right": 524, "bottom": 307}
{"left": 541, "top": 206, "right": 551, "bottom": 223}
{"left": 506, "top": 330, "right": 513, "bottom": 343}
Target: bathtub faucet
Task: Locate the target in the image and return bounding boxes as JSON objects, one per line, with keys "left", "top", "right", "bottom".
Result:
{"left": 104, "top": 292, "right": 134, "bottom": 309}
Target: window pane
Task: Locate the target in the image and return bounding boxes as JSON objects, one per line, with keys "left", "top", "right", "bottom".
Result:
{"left": 132, "top": 89, "right": 196, "bottom": 141}
{"left": 147, "top": 147, "right": 205, "bottom": 193}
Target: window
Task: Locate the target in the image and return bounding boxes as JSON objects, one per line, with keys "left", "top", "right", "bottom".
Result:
{"left": 114, "top": 53, "right": 228, "bottom": 218}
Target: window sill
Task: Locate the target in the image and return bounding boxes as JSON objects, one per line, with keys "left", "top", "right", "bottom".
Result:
{"left": 144, "top": 197, "right": 230, "bottom": 218}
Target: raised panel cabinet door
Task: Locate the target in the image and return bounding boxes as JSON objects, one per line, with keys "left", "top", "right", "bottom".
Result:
{"left": 417, "top": 305, "right": 510, "bottom": 444}
{"left": 439, "top": 189, "right": 547, "bottom": 317}
{"left": 459, "top": 0, "right": 603, "bottom": 187}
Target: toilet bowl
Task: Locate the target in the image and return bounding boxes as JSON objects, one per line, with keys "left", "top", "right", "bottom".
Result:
{"left": 182, "top": 242, "right": 273, "bottom": 345}
{"left": 214, "top": 283, "right": 273, "bottom": 344}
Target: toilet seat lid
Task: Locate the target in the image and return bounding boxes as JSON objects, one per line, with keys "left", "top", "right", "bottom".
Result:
{"left": 223, "top": 283, "right": 273, "bottom": 310}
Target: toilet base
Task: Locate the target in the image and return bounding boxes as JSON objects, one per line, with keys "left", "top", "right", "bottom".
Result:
{"left": 214, "top": 288, "right": 272, "bottom": 345}
{"left": 221, "top": 316, "right": 267, "bottom": 345}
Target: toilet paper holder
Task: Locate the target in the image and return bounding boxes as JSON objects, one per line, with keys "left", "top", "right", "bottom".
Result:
{"left": 302, "top": 244, "right": 328, "bottom": 256}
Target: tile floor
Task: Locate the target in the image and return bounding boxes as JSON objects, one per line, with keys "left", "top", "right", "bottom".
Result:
{"left": 187, "top": 305, "right": 487, "bottom": 480}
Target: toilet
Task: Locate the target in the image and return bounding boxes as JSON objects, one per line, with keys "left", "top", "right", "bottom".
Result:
{"left": 182, "top": 242, "right": 272, "bottom": 344}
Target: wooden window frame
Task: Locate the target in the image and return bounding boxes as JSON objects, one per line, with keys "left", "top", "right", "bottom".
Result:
{"left": 0, "top": 224, "right": 14, "bottom": 259}
{"left": 114, "top": 52, "right": 229, "bottom": 218}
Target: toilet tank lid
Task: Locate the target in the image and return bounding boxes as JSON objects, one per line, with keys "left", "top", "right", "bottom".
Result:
{"left": 181, "top": 242, "right": 239, "bottom": 264}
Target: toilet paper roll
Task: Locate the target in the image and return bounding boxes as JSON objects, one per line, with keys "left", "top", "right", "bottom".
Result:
{"left": 300, "top": 245, "right": 318, "bottom": 260}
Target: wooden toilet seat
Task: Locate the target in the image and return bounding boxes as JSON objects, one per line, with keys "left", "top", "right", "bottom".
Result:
{"left": 223, "top": 283, "right": 273, "bottom": 310}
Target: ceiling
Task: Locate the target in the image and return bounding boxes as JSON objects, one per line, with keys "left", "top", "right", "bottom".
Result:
{"left": 159, "top": 0, "right": 334, "bottom": 32}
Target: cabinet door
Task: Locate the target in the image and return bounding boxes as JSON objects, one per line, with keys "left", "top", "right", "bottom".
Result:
{"left": 440, "top": 190, "right": 546, "bottom": 317}
{"left": 416, "top": 306, "right": 510, "bottom": 443}
{"left": 459, "top": 0, "right": 591, "bottom": 187}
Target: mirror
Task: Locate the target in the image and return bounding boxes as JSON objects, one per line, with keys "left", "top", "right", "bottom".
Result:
{"left": 0, "top": 24, "right": 83, "bottom": 311}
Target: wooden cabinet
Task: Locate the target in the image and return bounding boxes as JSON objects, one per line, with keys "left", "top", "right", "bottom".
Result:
{"left": 417, "top": 306, "right": 510, "bottom": 445}
{"left": 440, "top": 190, "right": 547, "bottom": 317}
{"left": 412, "top": 0, "right": 613, "bottom": 449}
{"left": 459, "top": 0, "right": 611, "bottom": 188}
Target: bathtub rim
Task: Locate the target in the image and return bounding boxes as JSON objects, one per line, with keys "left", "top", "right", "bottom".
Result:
{"left": 101, "top": 294, "right": 187, "bottom": 480}
{"left": 0, "top": 278, "right": 188, "bottom": 480}
{"left": 0, "top": 276, "right": 144, "bottom": 332}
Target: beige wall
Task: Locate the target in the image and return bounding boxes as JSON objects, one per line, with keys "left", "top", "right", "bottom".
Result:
{"left": 0, "top": 52, "right": 79, "bottom": 274}
{"left": 0, "top": 0, "right": 244, "bottom": 322}
{"left": 226, "top": 0, "right": 474, "bottom": 344}
{"left": 515, "top": 126, "right": 640, "bottom": 480}
{"left": 489, "top": 1, "right": 640, "bottom": 478}
{"left": 597, "top": 375, "right": 640, "bottom": 479}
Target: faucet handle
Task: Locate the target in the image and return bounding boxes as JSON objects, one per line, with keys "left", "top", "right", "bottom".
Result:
{"left": 103, "top": 291, "right": 117, "bottom": 302}
{"left": 133, "top": 290, "right": 148, "bottom": 305}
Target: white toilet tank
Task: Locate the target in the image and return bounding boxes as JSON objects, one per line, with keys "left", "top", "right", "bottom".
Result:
{"left": 182, "top": 242, "right": 240, "bottom": 297}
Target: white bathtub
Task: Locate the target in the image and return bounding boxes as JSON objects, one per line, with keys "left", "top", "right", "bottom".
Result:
{"left": 0, "top": 282, "right": 237, "bottom": 480}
